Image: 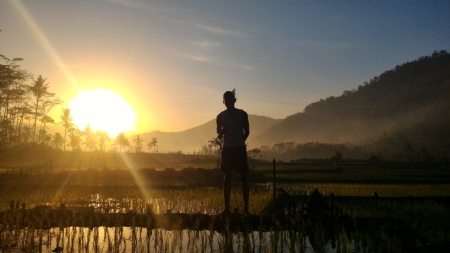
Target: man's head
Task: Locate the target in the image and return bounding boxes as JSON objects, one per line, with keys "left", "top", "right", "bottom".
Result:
{"left": 223, "top": 90, "right": 236, "bottom": 109}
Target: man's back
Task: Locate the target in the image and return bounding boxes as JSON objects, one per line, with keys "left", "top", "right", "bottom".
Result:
{"left": 217, "top": 108, "right": 247, "bottom": 147}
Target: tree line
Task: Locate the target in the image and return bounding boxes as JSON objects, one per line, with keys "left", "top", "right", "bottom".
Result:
{"left": 251, "top": 134, "right": 436, "bottom": 163}
{"left": 0, "top": 55, "right": 60, "bottom": 148}
{"left": 0, "top": 54, "right": 164, "bottom": 153}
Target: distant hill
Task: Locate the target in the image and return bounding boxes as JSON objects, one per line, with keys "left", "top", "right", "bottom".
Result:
{"left": 139, "top": 115, "right": 281, "bottom": 152}
{"left": 139, "top": 51, "right": 449, "bottom": 158}
{"left": 252, "top": 51, "right": 449, "bottom": 158}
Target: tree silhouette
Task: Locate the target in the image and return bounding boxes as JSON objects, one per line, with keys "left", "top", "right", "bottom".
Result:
{"left": 52, "top": 132, "right": 64, "bottom": 150}
{"left": 37, "top": 127, "right": 52, "bottom": 145}
{"left": 248, "top": 148, "right": 261, "bottom": 160}
{"left": 133, "top": 135, "right": 144, "bottom": 153}
{"left": 21, "top": 125, "right": 32, "bottom": 143}
{"left": 83, "top": 124, "right": 97, "bottom": 151}
{"left": 115, "top": 132, "right": 130, "bottom": 152}
{"left": 331, "top": 151, "right": 343, "bottom": 166}
{"left": 37, "top": 113, "right": 55, "bottom": 144}
{"left": 59, "top": 108, "right": 73, "bottom": 151}
{"left": 29, "top": 75, "right": 52, "bottom": 142}
{"left": 0, "top": 55, "right": 30, "bottom": 147}
{"left": 201, "top": 144, "right": 210, "bottom": 156}
{"left": 208, "top": 137, "right": 222, "bottom": 155}
{"left": 147, "top": 137, "right": 158, "bottom": 153}
{"left": 96, "top": 130, "right": 110, "bottom": 153}
{"left": 68, "top": 127, "right": 82, "bottom": 151}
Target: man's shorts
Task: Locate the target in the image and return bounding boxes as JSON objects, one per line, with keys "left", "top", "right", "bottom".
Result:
{"left": 220, "top": 146, "right": 249, "bottom": 172}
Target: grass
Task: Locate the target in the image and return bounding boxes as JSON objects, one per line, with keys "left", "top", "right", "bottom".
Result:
{"left": 0, "top": 160, "right": 449, "bottom": 252}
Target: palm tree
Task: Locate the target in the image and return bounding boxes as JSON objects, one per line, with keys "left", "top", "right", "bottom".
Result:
{"left": 29, "top": 75, "right": 50, "bottom": 142}
{"left": 133, "top": 135, "right": 144, "bottom": 153}
{"left": 96, "top": 130, "right": 110, "bottom": 153}
{"left": 96, "top": 130, "right": 110, "bottom": 167}
{"left": 16, "top": 107, "right": 33, "bottom": 144}
{"left": 68, "top": 128, "right": 82, "bottom": 151}
{"left": 83, "top": 124, "right": 97, "bottom": 151}
{"left": 52, "top": 132, "right": 64, "bottom": 150}
{"left": 147, "top": 137, "right": 158, "bottom": 153}
{"left": 59, "top": 108, "right": 73, "bottom": 151}
{"left": 38, "top": 128, "right": 52, "bottom": 145}
{"left": 37, "top": 114, "right": 55, "bottom": 143}
{"left": 114, "top": 132, "right": 130, "bottom": 152}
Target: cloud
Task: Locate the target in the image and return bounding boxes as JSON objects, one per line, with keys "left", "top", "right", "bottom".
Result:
{"left": 178, "top": 53, "right": 216, "bottom": 63}
{"left": 175, "top": 52, "right": 254, "bottom": 71}
{"left": 191, "top": 40, "right": 223, "bottom": 50}
{"left": 171, "top": 18, "right": 244, "bottom": 37}
{"left": 107, "top": 0, "right": 173, "bottom": 13}
{"left": 191, "top": 23, "right": 242, "bottom": 36}
{"left": 222, "top": 60, "right": 255, "bottom": 71}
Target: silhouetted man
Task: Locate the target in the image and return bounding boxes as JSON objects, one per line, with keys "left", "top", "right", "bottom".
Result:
{"left": 216, "top": 89, "right": 250, "bottom": 215}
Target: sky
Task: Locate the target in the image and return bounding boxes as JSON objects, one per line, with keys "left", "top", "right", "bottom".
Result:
{"left": 1, "top": 0, "right": 449, "bottom": 134}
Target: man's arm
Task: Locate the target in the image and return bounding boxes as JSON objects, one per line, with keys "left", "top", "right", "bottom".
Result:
{"left": 216, "top": 116, "right": 223, "bottom": 139}
{"left": 242, "top": 111, "right": 250, "bottom": 141}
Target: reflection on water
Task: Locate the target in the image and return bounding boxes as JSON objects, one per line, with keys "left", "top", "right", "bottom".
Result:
{"left": 4, "top": 226, "right": 354, "bottom": 253}
{"left": 85, "top": 194, "right": 221, "bottom": 214}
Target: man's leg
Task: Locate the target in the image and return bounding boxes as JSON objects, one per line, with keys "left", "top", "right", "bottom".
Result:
{"left": 240, "top": 171, "right": 249, "bottom": 214}
{"left": 223, "top": 170, "right": 232, "bottom": 214}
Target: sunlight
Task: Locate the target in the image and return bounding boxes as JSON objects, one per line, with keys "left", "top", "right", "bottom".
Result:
{"left": 13, "top": 1, "right": 78, "bottom": 87}
{"left": 68, "top": 88, "right": 137, "bottom": 137}
{"left": 119, "top": 152, "right": 151, "bottom": 200}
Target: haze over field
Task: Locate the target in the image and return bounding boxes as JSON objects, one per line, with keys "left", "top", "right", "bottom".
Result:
{"left": 1, "top": 0, "right": 449, "bottom": 134}
{"left": 143, "top": 53, "right": 449, "bottom": 159}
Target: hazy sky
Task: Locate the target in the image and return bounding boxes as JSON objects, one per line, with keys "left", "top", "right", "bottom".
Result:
{"left": 2, "top": 0, "right": 449, "bottom": 133}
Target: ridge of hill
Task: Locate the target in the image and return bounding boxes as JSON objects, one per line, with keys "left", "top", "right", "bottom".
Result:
{"left": 139, "top": 51, "right": 449, "bottom": 158}
{"left": 139, "top": 115, "right": 281, "bottom": 153}
{"left": 251, "top": 51, "right": 449, "bottom": 158}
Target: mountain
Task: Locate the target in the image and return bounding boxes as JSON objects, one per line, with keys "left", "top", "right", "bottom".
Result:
{"left": 251, "top": 51, "right": 449, "bottom": 158}
{"left": 139, "top": 115, "right": 281, "bottom": 152}
{"left": 139, "top": 51, "right": 449, "bottom": 158}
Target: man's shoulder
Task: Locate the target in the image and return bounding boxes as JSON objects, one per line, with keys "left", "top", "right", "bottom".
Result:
{"left": 217, "top": 109, "right": 247, "bottom": 118}
{"left": 237, "top": 109, "right": 248, "bottom": 117}
{"left": 217, "top": 110, "right": 227, "bottom": 117}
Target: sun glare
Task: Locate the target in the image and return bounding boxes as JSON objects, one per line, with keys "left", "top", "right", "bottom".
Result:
{"left": 68, "top": 89, "right": 137, "bottom": 137}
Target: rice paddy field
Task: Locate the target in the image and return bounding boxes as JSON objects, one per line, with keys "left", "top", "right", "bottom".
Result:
{"left": 0, "top": 158, "right": 449, "bottom": 252}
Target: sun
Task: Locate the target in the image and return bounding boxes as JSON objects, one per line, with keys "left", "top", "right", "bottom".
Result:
{"left": 68, "top": 88, "right": 137, "bottom": 137}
